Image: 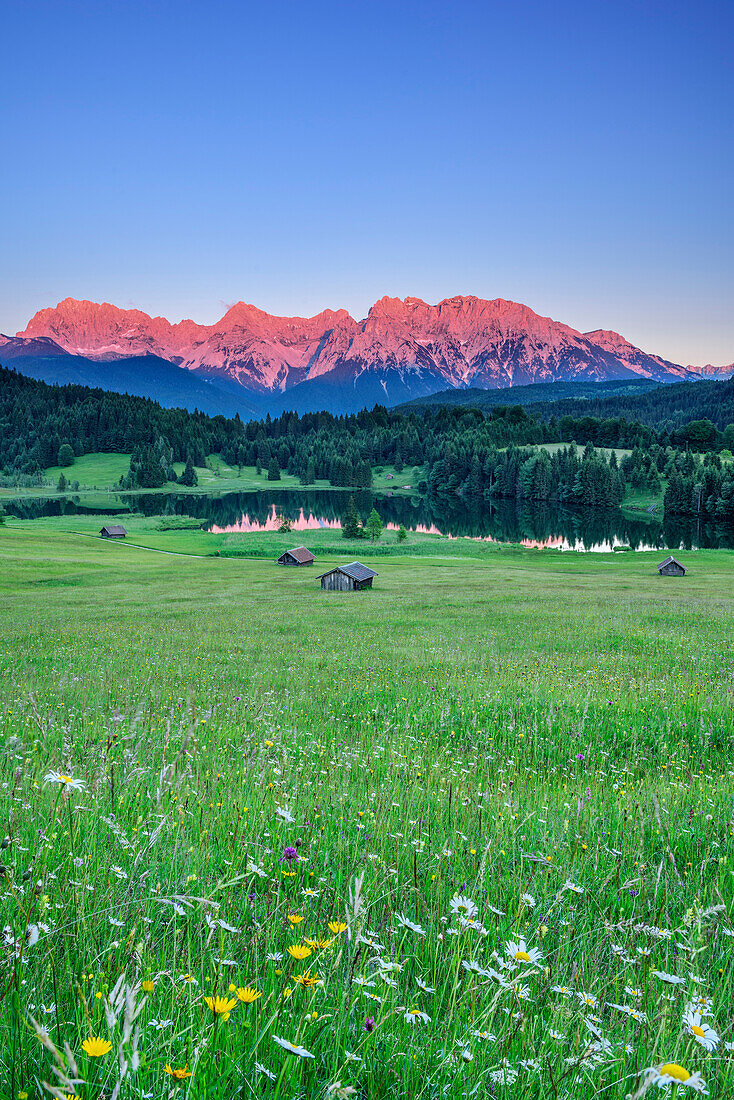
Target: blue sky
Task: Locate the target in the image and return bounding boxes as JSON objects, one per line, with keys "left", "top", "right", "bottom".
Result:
{"left": 2, "top": 0, "right": 732, "bottom": 364}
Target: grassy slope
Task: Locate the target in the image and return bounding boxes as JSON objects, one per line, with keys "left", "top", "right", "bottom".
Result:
{"left": 3, "top": 455, "right": 424, "bottom": 500}
{"left": 1, "top": 516, "right": 663, "bottom": 560}
{"left": 0, "top": 528, "right": 732, "bottom": 1096}
{"left": 43, "top": 451, "right": 132, "bottom": 487}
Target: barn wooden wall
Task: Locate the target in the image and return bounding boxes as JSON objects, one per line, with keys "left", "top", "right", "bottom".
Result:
{"left": 320, "top": 572, "right": 355, "bottom": 591}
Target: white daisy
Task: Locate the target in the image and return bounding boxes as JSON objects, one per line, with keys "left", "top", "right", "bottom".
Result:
{"left": 396, "top": 915, "right": 426, "bottom": 936}
{"left": 609, "top": 1003, "right": 647, "bottom": 1023}
{"left": 449, "top": 894, "right": 478, "bottom": 919}
{"left": 273, "top": 1035, "right": 314, "bottom": 1058}
{"left": 652, "top": 970, "right": 686, "bottom": 986}
{"left": 683, "top": 1009, "right": 719, "bottom": 1051}
{"left": 506, "top": 938, "right": 543, "bottom": 965}
{"left": 43, "top": 771, "right": 85, "bottom": 791}
{"left": 643, "top": 1064, "right": 707, "bottom": 1092}
{"left": 404, "top": 1008, "right": 430, "bottom": 1024}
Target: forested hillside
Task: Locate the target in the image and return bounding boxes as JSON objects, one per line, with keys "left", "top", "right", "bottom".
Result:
{"left": 404, "top": 375, "right": 734, "bottom": 434}
{"left": 2, "top": 366, "right": 734, "bottom": 516}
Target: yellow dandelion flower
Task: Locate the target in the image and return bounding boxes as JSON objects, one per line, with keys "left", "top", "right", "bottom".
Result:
{"left": 235, "top": 986, "right": 262, "bottom": 1004}
{"left": 305, "top": 937, "right": 334, "bottom": 949}
{"left": 288, "top": 945, "right": 313, "bottom": 960}
{"left": 141, "top": 980, "right": 155, "bottom": 993}
{"left": 203, "top": 994, "right": 237, "bottom": 1020}
{"left": 164, "top": 1064, "right": 193, "bottom": 1079}
{"left": 287, "top": 914, "right": 304, "bottom": 926}
{"left": 328, "top": 921, "right": 347, "bottom": 934}
{"left": 294, "top": 970, "right": 321, "bottom": 989}
{"left": 81, "top": 1036, "right": 112, "bottom": 1057}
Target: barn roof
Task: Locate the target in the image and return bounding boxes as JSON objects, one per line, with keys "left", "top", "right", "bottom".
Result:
{"left": 100, "top": 524, "right": 127, "bottom": 535}
{"left": 317, "top": 561, "right": 378, "bottom": 581}
{"left": 284, "top": 546, "right": 314, "bottom": 563}
{"left": 658, "top": 555, "right": 684, "bottom": 569}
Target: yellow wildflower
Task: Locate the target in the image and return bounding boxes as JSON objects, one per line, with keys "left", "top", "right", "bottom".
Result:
{"left": 288, "top": 945, "right": 312, "bottom": 961}
{"left": 164, "top": 1064, "right": 193, "bottom": 1079}
{"left": 203, "top": 994, "right": 237, "bottom": 1021}
{"left": 235, "top": 986, "right": 262, "bottom": 1003}
{"left": 81, "top": 1036, "right": 112, "bottom": 1057}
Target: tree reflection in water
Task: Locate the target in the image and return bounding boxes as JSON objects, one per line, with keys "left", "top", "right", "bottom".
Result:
{"left": 6, "top": 489, "right": 734, "bottom": 551}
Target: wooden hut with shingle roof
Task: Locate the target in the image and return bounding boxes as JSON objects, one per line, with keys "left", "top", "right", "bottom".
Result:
{"left": 317, "top": 562, "right": 377, "bottom": 591}
{"left": 658, "top": 555, "right": 685, "bottom": 576}
{"left": 277, "top": 546, "right": 315, "bottom": 566}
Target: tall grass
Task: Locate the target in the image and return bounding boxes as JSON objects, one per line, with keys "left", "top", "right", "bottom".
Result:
{"left": 0, "top": 526, "right": 732, "bottom": 1098}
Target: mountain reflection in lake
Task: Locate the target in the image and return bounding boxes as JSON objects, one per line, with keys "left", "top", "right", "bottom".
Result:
{"left": 9, "top": 488, "right": 734, "bottom": 551}
{"left": 207, "top": 503, "right": 443, "bottom": 537}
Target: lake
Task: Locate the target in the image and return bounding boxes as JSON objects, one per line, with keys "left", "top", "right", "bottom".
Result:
{"left": 7, "top": 488, "right": 734, "bottom": 550}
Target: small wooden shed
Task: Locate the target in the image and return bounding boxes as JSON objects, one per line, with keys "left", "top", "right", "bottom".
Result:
{"left": 658, "top": 555, "right": 685, "bottom": 576}
{"left": 317, "top": 562, "right": 378, "bottom": 591}
{"left": 277, "top": 546, "right": 315, "bottom": 566}
{"left": 100, "top": 524, "right": 127, "bottom": 539}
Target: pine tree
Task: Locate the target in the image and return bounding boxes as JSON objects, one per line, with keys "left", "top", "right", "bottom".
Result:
{"left": 365, "top": 508, "right": 383, "bottom": 541}
{"left": 137, "top": 446, "right": 166, "bottom": 488}
{"left": 57, "top": 472, "right": 67, "bottom": 493}
{"left": 267, "top": 457, "right": 281, "bottom": 481}
{"left": 179, "top": 456, "right": 198, "bottom": 487}
{"left": 342, "top": 496, "right": 362, "bottom": 539}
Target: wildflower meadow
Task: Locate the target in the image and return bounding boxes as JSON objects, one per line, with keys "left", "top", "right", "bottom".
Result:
{"left": 0, "top": 525, "right": 733, "bottom": 1098}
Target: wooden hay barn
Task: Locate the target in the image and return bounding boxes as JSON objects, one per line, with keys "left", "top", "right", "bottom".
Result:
{"left": 100, "top": 525, "right": 127, "bottom": 539}
{"left": 658, "top": 555, "right": 685, "bottom": 576}
{"left": 317, "top": 562, "right": 378, "bottom": 591}
{"left": 277, "top": 546, "right": 315, "bottom": 566}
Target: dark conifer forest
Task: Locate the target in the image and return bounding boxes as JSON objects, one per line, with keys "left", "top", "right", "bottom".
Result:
{"left": 1, "top": 366, "right": 734, "bottom": 517}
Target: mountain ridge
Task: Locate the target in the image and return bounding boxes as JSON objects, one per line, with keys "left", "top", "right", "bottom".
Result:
{"left": 0, "top": 333, "right": 260, "bottom": 418}
{"left": 14, "top": 295, "right": 733, "bottom": 414}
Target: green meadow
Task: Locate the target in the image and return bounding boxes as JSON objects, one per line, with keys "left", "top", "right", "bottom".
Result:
{"left": 0, "top": 520, "right": 732, "bottom": 1098}
{"left": 1, "top": 454, "right": 423, "bottom": 501}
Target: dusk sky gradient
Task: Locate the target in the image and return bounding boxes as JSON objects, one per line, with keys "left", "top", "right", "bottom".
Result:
{"left": 2, "top": 0, "right": 732, "bottom": 365}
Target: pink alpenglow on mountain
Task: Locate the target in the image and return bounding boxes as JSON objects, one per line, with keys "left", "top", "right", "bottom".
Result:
{"left": 16, "top": 294, "right": 730, "bottom": 411}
